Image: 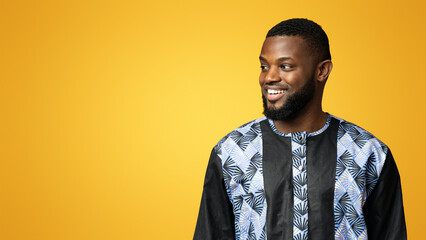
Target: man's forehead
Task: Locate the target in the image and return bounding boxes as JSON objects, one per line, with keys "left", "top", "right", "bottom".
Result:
{"left": 260, "top": 35, "right": 309, "bottom": 60}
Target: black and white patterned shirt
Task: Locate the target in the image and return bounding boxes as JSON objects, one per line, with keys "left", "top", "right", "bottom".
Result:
{"left": 194, "top": 114, "right": 406, "bottom": 240}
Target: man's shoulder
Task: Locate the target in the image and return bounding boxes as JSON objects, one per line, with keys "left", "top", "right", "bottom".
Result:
{"left": 213, "top": 117, "right": 267, "bottom": 154}
{"left": 331, "top": 115, "right": 389, "bottom": 154}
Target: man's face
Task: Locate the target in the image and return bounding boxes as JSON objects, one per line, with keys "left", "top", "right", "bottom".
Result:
{"left": 259, "top": 36, "right": 317, "bottom": 121}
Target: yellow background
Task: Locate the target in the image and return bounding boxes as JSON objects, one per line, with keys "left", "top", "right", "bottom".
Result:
{"left": 1, "top": 0, "right": 425, "bottom": 239}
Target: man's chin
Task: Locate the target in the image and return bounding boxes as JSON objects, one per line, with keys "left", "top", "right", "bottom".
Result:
{"left": 266, "top": 101, "right": 284, "bottom": 111}
{"left": 266, "top": 106, "right": 279, "bottom": 112}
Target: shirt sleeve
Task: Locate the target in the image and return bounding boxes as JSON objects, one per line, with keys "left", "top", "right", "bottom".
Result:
{"left": 363, "top": 150, "right": 407, "bottom": 239}
{"left": 193, "top": 149, "right": 236, "bottom": 240}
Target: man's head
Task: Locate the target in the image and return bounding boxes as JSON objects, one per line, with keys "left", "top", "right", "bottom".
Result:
{"left": 259, "top": 18, "right": 333, "bottom": 121}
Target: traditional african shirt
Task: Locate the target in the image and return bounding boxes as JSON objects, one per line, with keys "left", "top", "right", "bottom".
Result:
{"left": 194, "top": 114, "right": 406, "bottom": 240}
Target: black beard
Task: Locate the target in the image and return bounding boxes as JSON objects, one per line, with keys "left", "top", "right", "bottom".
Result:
{"left": 262, "top": 78, "right": 315, "bottom": 121}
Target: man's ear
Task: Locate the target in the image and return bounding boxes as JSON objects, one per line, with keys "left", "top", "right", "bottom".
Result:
{"left": 316, "top": 60, "right": 333, "bottom": 83}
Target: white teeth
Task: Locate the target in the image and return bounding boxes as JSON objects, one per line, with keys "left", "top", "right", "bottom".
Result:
{"left": 267, "top": 89, "right": 285, "bottom": 95}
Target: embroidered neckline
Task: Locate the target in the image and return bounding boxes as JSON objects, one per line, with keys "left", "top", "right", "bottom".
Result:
{"left": 267, "top": 113, "right": 332, "bottom": 137}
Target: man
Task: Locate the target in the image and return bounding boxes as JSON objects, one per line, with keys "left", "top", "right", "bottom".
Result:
{"left": 194, "top": 18, "right": 406, "bottom": 240}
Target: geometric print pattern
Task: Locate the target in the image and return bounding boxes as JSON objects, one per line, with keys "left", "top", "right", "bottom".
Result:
{"left": 214, "top": 117, "right": 267, "bottom": 240}
{"left": 291, "top": 132, "right": 308, "bottom": 240}
{"left": 334, "top": 118, "right": 387, "bottom": 240}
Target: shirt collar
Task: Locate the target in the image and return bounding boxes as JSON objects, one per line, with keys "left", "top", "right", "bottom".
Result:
{"left": 267, "top": 113, "right": 332, "bottom": 137}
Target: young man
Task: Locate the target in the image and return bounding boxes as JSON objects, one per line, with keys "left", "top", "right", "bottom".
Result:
{"left": 194, "top": 18, "right": 406, "bottom": 240}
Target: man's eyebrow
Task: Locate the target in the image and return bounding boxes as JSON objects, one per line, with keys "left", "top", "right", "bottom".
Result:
{"left": 278, "top": 57, "right": 293, "bottom": 61}
{"left": 259, "top": 56, "right": 293, "bottom": 61}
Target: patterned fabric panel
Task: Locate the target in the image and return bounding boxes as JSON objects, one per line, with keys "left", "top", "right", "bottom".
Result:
{"left": 291, "top": 132, "right": 308, "bottom": 240}
{"left": 334, "top": 118, "right": 388, "bottom": 240}
{"left": 214, "top": 117, "right": 267, "bottom": 240}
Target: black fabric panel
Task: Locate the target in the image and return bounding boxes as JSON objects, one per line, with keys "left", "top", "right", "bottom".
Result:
{"left": 193, "top": 149, "right": 236, "bottom": 240}
{"left": 261, "top": 118, "right": 339, "bottom": 240}
{"left": 260, "top": 120, "right": 293, "bottom": 240}
{"left": 363, "top": 150, "right": 407, "bottom": 240}
{"left": 306, "top": 118, "right": 339, "bottom": 240}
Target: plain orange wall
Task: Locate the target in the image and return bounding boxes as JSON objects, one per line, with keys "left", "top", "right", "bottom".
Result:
{"left": 1, "top": 0, "right": 425, "bottom": 239}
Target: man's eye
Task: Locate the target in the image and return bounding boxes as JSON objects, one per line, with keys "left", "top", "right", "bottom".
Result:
{"left": 280, "top": 65, "right": 291, "bottom": 70}
{"left": 260, "top": 65, "right": 269, "bottom": 70}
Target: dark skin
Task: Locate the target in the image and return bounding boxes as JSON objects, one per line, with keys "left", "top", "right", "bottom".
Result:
{"left": 259, "top": 36, "right": 333, "bottom": 134}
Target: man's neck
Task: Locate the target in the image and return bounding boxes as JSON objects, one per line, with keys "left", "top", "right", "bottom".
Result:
{"left": 272, "top": 108, "right": 328, "bottom": 134}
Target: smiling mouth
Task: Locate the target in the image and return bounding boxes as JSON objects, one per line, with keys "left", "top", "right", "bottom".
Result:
{"left": 267, "top": 89, "right": 285, "bottom": 95}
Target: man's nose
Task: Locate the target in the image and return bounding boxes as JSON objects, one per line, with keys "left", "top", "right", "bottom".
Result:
{"left": 265, "top": 67, "right": 280, "bottom": 83}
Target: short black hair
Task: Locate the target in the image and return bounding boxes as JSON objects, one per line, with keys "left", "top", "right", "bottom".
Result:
{"left": 266, "top": 18, "right": 331, "bottom": 63}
